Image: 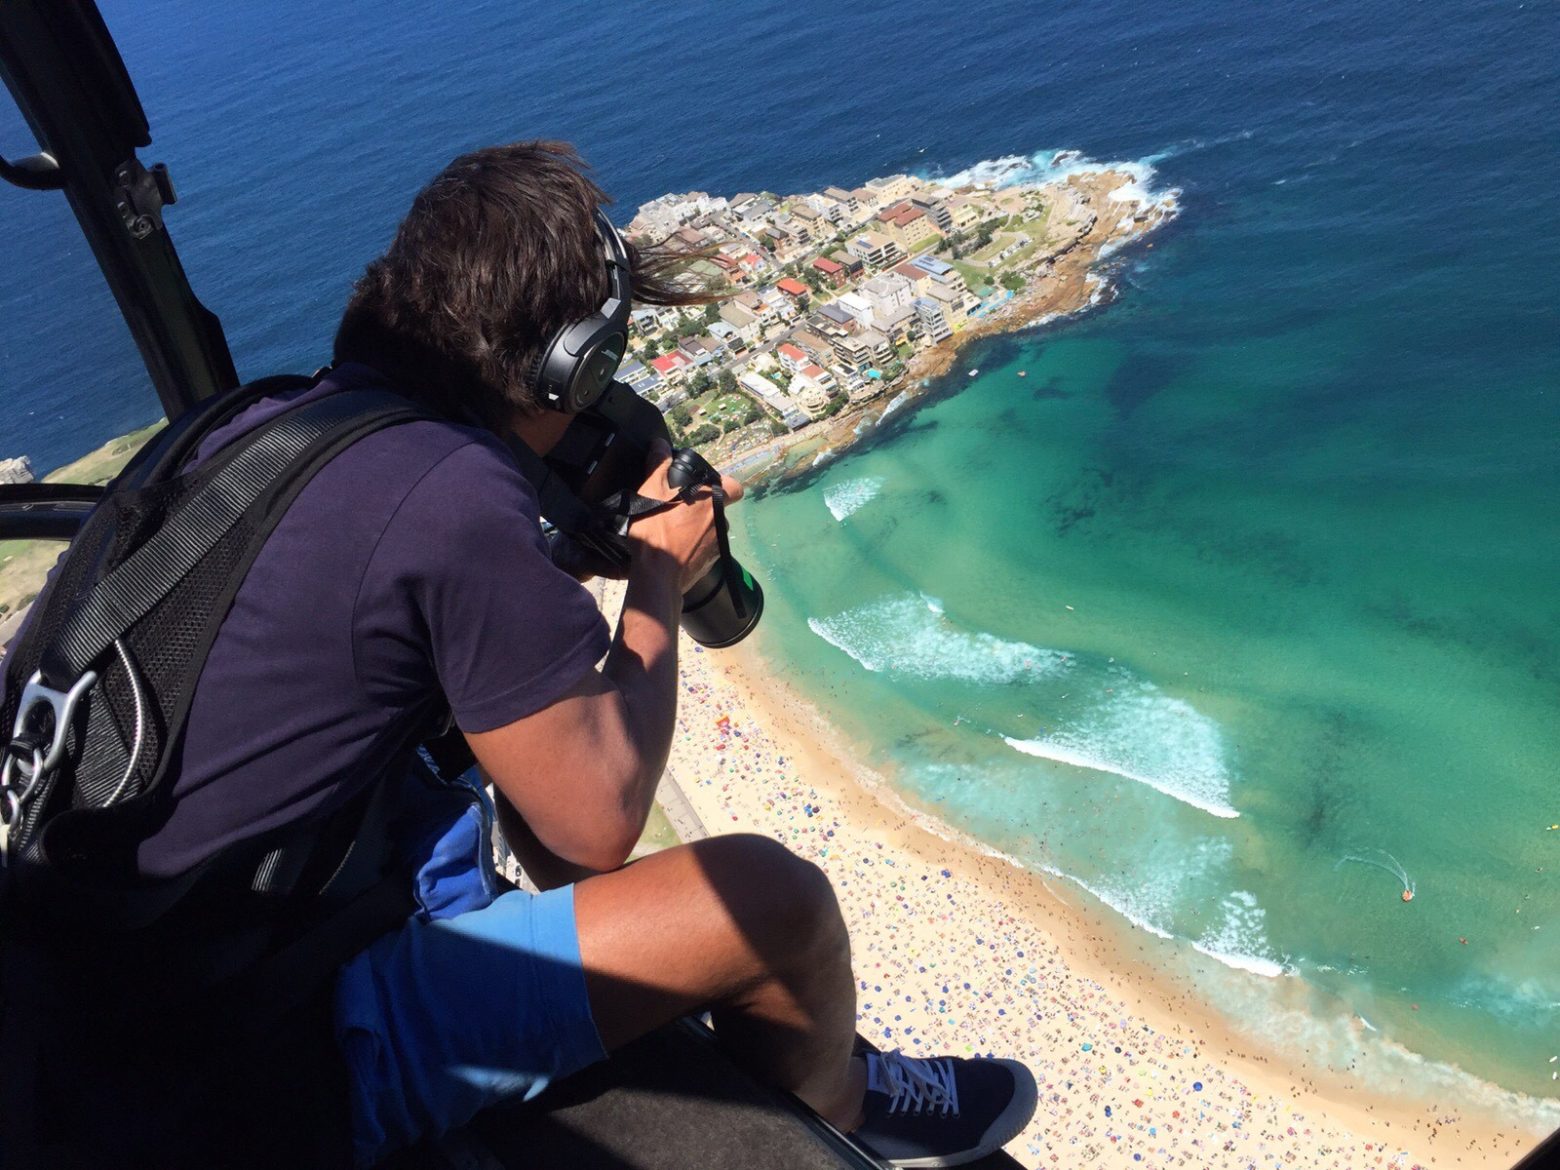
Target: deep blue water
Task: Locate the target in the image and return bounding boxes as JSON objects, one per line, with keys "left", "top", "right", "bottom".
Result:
{"left": 4, "top": 0, "right": 1557, "bottom": 1109}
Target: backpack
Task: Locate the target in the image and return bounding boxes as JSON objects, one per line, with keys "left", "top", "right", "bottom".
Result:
{"left": 0, "top": 376, "right": 474, "bottom": 1167}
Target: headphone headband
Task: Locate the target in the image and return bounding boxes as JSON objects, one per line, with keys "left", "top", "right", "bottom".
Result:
{"left": 533, "top": 210, "right": 634, "bottom": 413}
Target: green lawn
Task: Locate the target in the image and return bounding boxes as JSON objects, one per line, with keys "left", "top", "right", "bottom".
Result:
{"left": 1, "top": 421, "right": 164, "bottom": 616}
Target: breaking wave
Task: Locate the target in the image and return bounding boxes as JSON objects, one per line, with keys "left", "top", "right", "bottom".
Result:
{"left": 1193, "top": 890, "right": 1287, "bottom": 977}
{"left": 824, "top": 476, "right": 885, "bottom": 521}
{"left": 808, "top": 592, "right": 1069, "bottom": 684}
{"left": 936, "top": 146, "right": 1181, "bottom": 217}
{"left": 1002, "top": 683, "right": 1239, "bottom": 819}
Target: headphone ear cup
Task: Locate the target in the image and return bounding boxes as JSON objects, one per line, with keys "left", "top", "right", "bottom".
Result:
{"left": 529, "top": 338, "right": 566, "bottom": 411}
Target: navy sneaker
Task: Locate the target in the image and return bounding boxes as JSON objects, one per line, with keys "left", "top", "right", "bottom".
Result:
{"left": 850, "top": 1049, "right": 1038, "bottom": 1168}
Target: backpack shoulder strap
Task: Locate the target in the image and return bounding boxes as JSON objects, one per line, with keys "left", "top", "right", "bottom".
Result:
{"left": 1, "top": 384, "right": 429, "bottom": 878}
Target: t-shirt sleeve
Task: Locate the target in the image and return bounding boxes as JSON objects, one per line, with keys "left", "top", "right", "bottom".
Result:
{"left": 356, "top": 435, "right": 612, "bottom": 734}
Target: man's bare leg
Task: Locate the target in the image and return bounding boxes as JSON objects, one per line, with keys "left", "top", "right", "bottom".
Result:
{"left": 571, "top": 833, "right": 868, "bottom": 1129}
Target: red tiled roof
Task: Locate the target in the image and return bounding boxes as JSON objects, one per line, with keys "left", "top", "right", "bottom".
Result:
{"left": 776, "top": 277, "right": 809, "bottom": 297}
{"left": 812, "top": 257, "right": 844, "bottom": 273}
{"left": 650, "top": 354, "right": 690, "bottom": 374}
{"left": 777, "top": 343, "right": 806, "bottom": 362}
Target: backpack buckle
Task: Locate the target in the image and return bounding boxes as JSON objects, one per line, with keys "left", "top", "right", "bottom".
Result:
{"left": 0, "top": 670, "right": 99, "bottom": 837}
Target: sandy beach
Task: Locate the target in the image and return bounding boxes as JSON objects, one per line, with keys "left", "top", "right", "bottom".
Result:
{"left": 651, "top": 623, "right": 1548, "bottom": 1170}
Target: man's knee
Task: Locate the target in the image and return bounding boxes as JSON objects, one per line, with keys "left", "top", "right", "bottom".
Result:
{"left": 695, "top": 833, "right": 843, "bottom": 955}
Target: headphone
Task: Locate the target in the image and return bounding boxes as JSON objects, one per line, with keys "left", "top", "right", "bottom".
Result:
{"left": 533, "top": 209, "right": 634, "bottom": 413}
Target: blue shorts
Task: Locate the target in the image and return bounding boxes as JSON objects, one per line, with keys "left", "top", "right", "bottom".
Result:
{"left": 332, "top": 789, "right": 607, "bottom": 1167}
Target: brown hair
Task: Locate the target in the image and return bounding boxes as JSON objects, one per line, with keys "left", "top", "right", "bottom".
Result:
{"left": 334, "top": 141, "right": 713, "bottom": 424}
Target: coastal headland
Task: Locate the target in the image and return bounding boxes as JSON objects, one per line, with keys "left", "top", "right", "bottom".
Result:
{"left": 622, "top": 158, "right": 1176, "bottom": 486}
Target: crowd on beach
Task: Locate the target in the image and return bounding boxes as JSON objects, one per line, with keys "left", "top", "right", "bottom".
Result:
{"left": 651, "top": 630, "right": 1539, "bottom": 1170}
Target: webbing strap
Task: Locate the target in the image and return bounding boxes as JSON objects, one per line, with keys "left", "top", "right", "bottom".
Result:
{"left": 38, "top": 389, "right": 419, "bottom": 688}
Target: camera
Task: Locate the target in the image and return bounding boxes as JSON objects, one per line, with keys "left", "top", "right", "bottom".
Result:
{"left": 538, "top": 380, "right": 764, "bottom": 648}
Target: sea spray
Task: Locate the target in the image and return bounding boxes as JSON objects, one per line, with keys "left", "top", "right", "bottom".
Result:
{"left": 937, "top": 147, "right": 1182, "bottom": 219}
{"left": 878, "top": 390, "right": 910, "bottom": 421}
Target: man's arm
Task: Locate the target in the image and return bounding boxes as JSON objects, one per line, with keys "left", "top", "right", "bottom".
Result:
{"left": 466, "top": 440, "right": 741, "bottom": 873}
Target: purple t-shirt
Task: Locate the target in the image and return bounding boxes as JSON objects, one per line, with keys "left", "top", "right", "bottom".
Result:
{"left": 124, "top": 364, "right": 611, "bottom": 877}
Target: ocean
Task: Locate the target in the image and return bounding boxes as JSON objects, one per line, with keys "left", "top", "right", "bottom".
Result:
{"left": 4, "top": 0, "right": 1557, "bottom": 1111}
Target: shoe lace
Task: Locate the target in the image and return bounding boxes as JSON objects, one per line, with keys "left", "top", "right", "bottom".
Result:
{"left": 878, "top": 1051, "right": 959, "bottom": 1117}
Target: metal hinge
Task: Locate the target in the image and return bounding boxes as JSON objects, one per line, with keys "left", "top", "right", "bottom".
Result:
{"left": 113, "top": 158, "right": 177, "bottom": 239}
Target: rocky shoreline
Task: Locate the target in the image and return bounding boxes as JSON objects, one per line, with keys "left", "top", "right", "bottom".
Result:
{"left": 715, "top": 167, "right": 1178, "bottom": 488}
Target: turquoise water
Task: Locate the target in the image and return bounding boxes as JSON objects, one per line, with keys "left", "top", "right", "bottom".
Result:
{"left": 4, "top": 0, "right": 1555, "bottom": 1118}
{"left": 734, "top": 164, "right": 1559, "bottom": 1100}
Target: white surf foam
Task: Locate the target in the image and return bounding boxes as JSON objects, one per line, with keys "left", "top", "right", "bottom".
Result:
{"left": 1067, "top": 874, "right": 1176, "bottom": 940}
{"left": 937, "top": 147, "right": 1181, "bottom": 218}
{"left": 878, "top": 390, "right": 910, "bottom": 420}
{"left": 808, "top": 592, "right": 1068, "bottom": 684}
{"left": 824, "top": 476, "right": 885, "bottom": 522}
{"left": 1192, "top": 890, "right": 1287, "bottom": 977}
{"left": 1002, "top": 684, "right": 1239, "bottom": 819}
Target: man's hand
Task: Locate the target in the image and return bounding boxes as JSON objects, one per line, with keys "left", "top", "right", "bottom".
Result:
{"left": 469, "top": 439, "right": 744, "bottom": 874}
{"left": 627, "top": 438, "right": 744, "bottom": 593}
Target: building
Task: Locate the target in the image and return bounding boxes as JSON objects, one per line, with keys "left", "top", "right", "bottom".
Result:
{"left": 861, "top": 272, "right": 914, "bottom": 321}
{"left": 740, "top": 370, "right": 811, "bottom": 430}
{"left": 799, "top": 362, "right": 836, "bottom": 392}
{"left": 865, "top": 174, "right": 919, "bottom": 202}
{"left": 810, "top": 305, "right": 855, "bottom": 338}
{"left": 832, "top": 327, "right": 894, "bottom": 374}
{"left": 649, "top": 352, "right": 693, "bottom": 385}
{"left": 707, "top": 319, "right": 747, "bottom": 356}
{"left": 910, "top": 192, "right": 954, "bottom": 233}
{"left": 911, "top": 254, "right": 955, "bottom": 278}
{"left": 629, "top": 190, "right": 729, "bottom": 237}
{"left": 887, "top": 261, "right": 936, "bottom": 297}
{"left": 875, "top": 302, "right": 918, "bottom": 347}
{"left": 789, "top": 202, "right": 825, "bottom": 238}
{"left": 828, "top": 251, "right": 865, "bottom": 281}
{"left": 791, "top": 330, "right": 837, "bottom": 367}
{"left": 844, "top": 231, "right": 900, "bottom": 270}
{"left": 688, "top": 333, "right": 729, "bottom": 364}
{"left": 775, "top": 342, "right": 808, "bottom": 373}
{"left": 914, "top": 296, "right": 953, "bottom": 344}
{"left": 834, "top": 292, "right": 875, "bottom": 330}
{"left": 735, "top": 290, "right": 780, "bottom": 330}
{"left": 652, "top": 304, "right": 687, "bottom": 331}
{"left": 925, "top": 281, "right": 969, "bottom": 325}
{"left": 709, "top": 253, "right": 743, "bottom": 282}
{"left": 718, "top": 302, "right": 760, "bottom": 344}
{"left": 810, "top": 255, "right": 847, "bottom": 288}
{"left": 629, "top": 307, "right": 660, "bottom": 337}
{"left": 617, "top": 359, "right": 663, "bottom": 397}
{"left": 850, "top": 185, "right": 884, "bottom": 217}
{"left": 757, "top": 286, "right": 799, "bottom": 323}
{"left": 943, "top": 195, "right": 986, "bottom": 233}
{"left": 822, "top": 185, "right": 857, "bottom": 218}
{"left": 775, "top": 276, "right": 809, "bottom": 302}
{"left": 873, "top": 202, "right": 941, "bottom": 254}
{"left": 789, "top": 373, "right": 834, "bottom": 420}
{"left": 673, "top": 225, "right": 708, "bottom": 250}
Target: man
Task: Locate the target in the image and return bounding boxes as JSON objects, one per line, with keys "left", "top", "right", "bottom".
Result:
{"left": 14, "top": 142, "right": 1037, "bottom": 1167}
